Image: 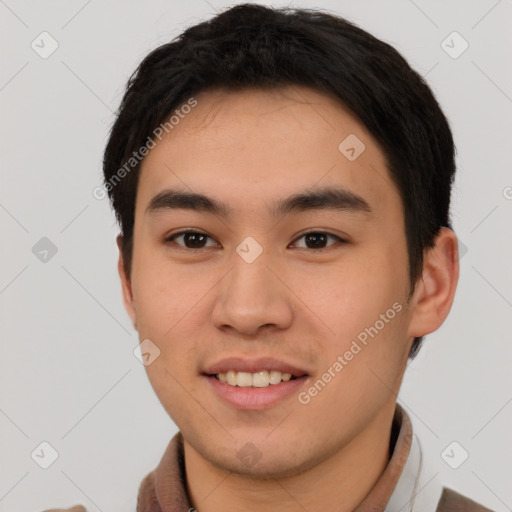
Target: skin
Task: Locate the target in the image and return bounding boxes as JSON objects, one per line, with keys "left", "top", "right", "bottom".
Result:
{"left": 117, "top": 85, "right": 459, "bottom": 512}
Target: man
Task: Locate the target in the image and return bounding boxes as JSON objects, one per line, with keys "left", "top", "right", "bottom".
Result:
{"left": 45, "top": 3, "right": 494, "bottom": 511}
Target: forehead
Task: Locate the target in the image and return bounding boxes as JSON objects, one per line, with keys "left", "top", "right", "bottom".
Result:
{"left": 136, "top": 85, "right": 400, "bottom": 220}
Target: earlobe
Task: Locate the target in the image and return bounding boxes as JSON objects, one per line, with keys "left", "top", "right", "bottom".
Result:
{"left": 407, "top": 227, "right": 460, "bottom": 339}
{"left": 116, "top": 234, "right": 137, "bottom": 330}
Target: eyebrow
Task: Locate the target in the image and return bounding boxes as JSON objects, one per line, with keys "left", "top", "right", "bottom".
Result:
{"left": 145, "top": 186, "right": 372, "bottom": 219}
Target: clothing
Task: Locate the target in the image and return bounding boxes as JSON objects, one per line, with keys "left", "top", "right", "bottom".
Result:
{"left": 42, "top": 404, "right": 494, "bottom": 512}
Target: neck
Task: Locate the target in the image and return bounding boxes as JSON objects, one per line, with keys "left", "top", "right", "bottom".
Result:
{"left": 184, "top": 402, "right": 397, "bottom": 512}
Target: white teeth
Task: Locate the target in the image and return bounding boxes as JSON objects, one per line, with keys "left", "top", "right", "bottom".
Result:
{"left": 269, "top": 370, "right": 283, "bottom": 385}
{"left": 252, "top": 370, "right": 270, "bottom": 387}
{"left": 226, "top": 370, "right": 237, "bottom": 386}
{"left": 215, "top": 370, "right": 294, "bottom": 387}
{"left": 236, "top": 371, "right": 253, "bottom": 387}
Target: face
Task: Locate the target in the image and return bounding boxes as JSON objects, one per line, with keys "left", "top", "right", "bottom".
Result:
{"left": 120, "top": 85, "right": 419, "bottom": 478}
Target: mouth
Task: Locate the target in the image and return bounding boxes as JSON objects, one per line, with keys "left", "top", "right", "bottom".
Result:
{"left": 207, "top": 370, "right": 302, "bottom": 388}
{"left": 201, "top": 357, "right": 310, "bottom": 410}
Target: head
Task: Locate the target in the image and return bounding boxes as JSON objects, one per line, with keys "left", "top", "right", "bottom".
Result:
{"left": 103, "top": 4, "right": 459, "bottom": 478}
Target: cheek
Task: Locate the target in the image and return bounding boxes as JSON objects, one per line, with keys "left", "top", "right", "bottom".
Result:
{"left": 130, "top": 262, "right": 209, "bottom": 375}
{"left": 304, "top": 311, "right": 408, "bottom": 428}
{"left": 143, "top": 358, "right": 205, "bottom": 433}
{"left": 132, "top": 277, "right": 174, "bottom": 338}
{"left": 300, "top": 257, "right": 409, "bottom": 384}
{"left": 130, "top": 242, "right": 193, "bottom": 335}
{"left": 301, "top": 261, "right": 403, "bottom": 340}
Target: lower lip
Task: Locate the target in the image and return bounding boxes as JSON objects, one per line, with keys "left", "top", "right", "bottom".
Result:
{"left": 204, "top": 375, "right": 308, "bottom": 410}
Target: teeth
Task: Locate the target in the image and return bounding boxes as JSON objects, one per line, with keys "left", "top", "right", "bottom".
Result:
{"left": 226, "top": 370, "right": 237, "bottom": 386}
{"left": 236, "top": 371, "right": 253, "bottom": 387}
{"left": 215, "top": 370, "right": 294, "bottom": 387}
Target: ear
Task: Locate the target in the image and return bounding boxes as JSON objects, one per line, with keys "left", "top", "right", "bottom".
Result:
{"left": 407, "top": 227, "right": 460, "bottom": 338}
{"left": 116, "top": 234, "right": 137, "bottom": 330}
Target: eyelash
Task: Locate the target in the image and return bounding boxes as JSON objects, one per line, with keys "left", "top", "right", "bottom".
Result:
{"left": 164, "top": 230, "right": 347, "bottom": 251}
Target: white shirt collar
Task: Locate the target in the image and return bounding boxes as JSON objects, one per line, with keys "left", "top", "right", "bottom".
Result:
{"left": 385, "top": 416, "right": 443, "bottom": 511}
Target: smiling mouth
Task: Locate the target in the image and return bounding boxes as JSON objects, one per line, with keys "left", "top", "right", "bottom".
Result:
{"left": 208, "top": 370, "right": 302, "bottom": 388}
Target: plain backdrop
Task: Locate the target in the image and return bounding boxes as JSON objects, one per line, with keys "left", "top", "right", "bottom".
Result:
{"left": 1, "top": 1, "right": 511, "bottom": 511}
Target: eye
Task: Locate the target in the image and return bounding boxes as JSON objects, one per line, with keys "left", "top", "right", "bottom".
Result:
{"left": 164, "top": 230, "right": 347, "bottom": 251}
{"left": 291, "top": 231, "right": 346, "bottom": 250}
{"left": 165, "top": 230, "right": 219, "bottom": 250}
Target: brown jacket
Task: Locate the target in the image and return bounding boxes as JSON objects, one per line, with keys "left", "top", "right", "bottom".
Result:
{"left": 42, "top": 483, "right": 494, "bottom": 512}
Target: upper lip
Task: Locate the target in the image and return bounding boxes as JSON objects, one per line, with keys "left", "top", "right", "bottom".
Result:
{"left": 203, "top": 357, "right": 310, "bottom": 377}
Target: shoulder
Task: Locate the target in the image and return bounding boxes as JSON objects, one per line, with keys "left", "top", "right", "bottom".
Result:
{"left": 137, "top": 468, "right": 160, "bottom": 510}
{"left": 436, "top": 487, "right": 495, "bottom": 512}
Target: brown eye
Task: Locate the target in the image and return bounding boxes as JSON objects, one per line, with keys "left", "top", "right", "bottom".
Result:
{"left": 166, "top": 231, "right": 218, "bottom": 249}
{"left": 292, "top": 231, "right": 345, "bottom": 250}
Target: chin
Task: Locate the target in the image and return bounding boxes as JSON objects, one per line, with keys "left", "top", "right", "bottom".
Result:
{"left": 195, "top": 435, "right": 323, "bottom": 480}
{"left": 211, "top": 451, "right": 313, "bottom": 480}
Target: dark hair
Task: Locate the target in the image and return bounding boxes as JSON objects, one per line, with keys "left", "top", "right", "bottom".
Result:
{"left": 103, "top": 3, "right": 456, "bottom": 359}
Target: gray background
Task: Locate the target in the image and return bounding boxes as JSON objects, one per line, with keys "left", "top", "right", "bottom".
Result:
{"left": 1, "top": 0, "right": 511, "bottom": 511}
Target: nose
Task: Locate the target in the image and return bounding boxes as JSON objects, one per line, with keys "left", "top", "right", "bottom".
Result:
{"left": 211, "top": 252, "right": 294, "bottom": 336}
